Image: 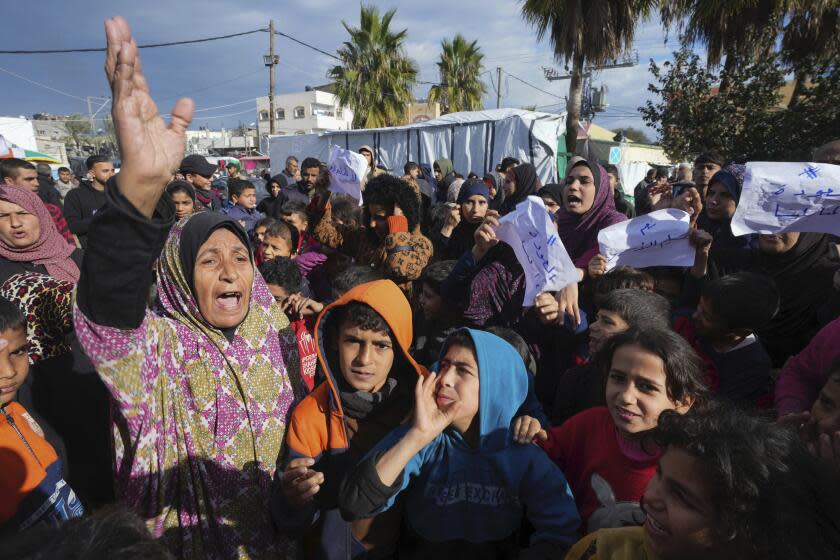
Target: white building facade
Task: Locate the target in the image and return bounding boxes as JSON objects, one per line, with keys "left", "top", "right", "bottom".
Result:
{"left": 255, "top": 89, "right": 353, "bottom": 145}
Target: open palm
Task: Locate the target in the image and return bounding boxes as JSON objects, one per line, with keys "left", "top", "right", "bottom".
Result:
{"left": 104, "top": 16, "right": 194, "bottom": 218}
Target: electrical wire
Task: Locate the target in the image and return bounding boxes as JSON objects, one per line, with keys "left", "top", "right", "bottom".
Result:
{"left": 272, "top": 30, "right": 339, "bottom": 61}
{"left": 503, "top": 70, "right": 563, "bottom": 100}
{"left": 0, "top": 64, "right": 90, "bottom": 101}
{"left": 0, "top": 29, "right": 266, "bottom": 54}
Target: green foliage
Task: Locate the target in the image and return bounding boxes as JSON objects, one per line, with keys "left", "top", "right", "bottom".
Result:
{"left": 428, "top": 34, "right": 486, "bottom": 114}
{"left": 640, "top": 46, "right": 840, "bottom": 161}
{"left": 64, "top": 114, "right": 92, "bottom": 147}
{"left": 328, "top": 5, "right": 418, "bottom": 129}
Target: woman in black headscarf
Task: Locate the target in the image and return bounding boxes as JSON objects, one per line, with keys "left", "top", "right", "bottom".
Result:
{"left": 697, "top": 231, "right": 840, "bottom": 367}
{"left": 257, "top": 174, "right": 286, "bottom": 218}
{"left": 499, "top": 163, "right": 539, "bottom": 215}
{"left": 695, "top": 164, "right": 755, "bottom": 250}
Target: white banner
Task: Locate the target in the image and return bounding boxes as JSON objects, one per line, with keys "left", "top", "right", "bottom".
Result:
{"left": 327, "top": 144, "right": 368, "bottom": 204}
{"left": 598, "top": 209, "right": 694, "bottom": 271}
{"left": 731, "top": 162, "right": 840, "bottom": 236}
{"left": 494, "top": 196, "right": 578, "bottom": 305}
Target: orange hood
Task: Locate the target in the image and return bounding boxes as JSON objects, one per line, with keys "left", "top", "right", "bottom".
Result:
{"left": 314, "top": 279, "right": 425, "bottom": 416}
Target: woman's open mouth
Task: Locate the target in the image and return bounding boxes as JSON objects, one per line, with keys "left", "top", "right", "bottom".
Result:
{"left": 215, "top": 291, "right": 242, "bottom": 311}
{"left": 566, "top": 194, "right": 582, "bottom": 208}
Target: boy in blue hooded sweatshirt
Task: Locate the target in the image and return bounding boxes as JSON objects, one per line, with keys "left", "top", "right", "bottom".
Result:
{"left": 339, "top": 329, "right": 580, "bottom": 559}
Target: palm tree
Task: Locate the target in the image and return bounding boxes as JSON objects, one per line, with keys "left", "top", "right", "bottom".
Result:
{"left": 521, "top": 0, "right": 656, "bottom": 153}
{"left": 660, "top": 0, "right": 839, "bottom": 99}
{"left": 659, "top": 0, "right": 785, "bottom": 93}
{"left": 329, "top": 5, "right": 418, "bottom": 129}
{"left": 428, "top": 35, "right": 487, "bottom": 114}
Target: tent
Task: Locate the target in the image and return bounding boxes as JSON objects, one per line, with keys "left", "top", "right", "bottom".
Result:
{"left": 268, "top": 108, "right": 568, "bottom": 184}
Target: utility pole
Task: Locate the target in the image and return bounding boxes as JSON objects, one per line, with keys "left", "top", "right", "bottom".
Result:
{"left": 496, "top": 67, "right": 502, "bottom": 109}
{"left": 267, "top": 19, "right": 277, "bottom": 135}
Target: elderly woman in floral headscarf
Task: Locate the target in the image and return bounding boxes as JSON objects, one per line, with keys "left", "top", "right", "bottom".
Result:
{"left": 73, "top": 17, "right": 303, "bottom": 559}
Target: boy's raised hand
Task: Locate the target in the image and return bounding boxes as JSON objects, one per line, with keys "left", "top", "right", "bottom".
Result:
{"left": 411, "top": 373, "right": 461, "bottom": 445}
{"left": 281, "top": 457, "right": 324, "bottom": 508}
{"left": 104, "top": 16, "right": 194, "bottom": 218}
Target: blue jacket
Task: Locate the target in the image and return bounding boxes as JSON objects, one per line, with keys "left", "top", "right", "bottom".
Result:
{"left": 224, "top": 204, "right": 264, "bottom": 234}
{"left": 341, "top": 328, "right": 580, "bottom": 547}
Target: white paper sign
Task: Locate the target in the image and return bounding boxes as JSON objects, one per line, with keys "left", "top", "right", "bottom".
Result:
{"left": 730, "top": 162, "right": 840, "bottom": 236}
{"left": 327, "top": 145, "right": 368, "bottom": 204}
{"left": 494, "top": 196, "right": 578, "bottom": 305}
{"left": 598, "top": 209, "right": 694, "bottom": 271}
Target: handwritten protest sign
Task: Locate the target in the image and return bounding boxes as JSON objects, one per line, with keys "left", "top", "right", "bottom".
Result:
{"left": 598, "top": 209, "right": 694, "bottom": 271}
{"left": 327, "top": 145, "right": 368, "bottom": 204}
{"left": 494, "top": 196, "right": 578, "bottom": 305}
{"left": 731, "top": 162, "right": 840, "bottom": 236}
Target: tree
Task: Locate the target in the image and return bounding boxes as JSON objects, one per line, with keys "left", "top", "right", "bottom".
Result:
{"left": 521, "top": 0, "right": 657, "bottom": 154}
{"left": 329, "top": 5, "right": 418, "bottom": 128}
{"left": 660, "top": 0, "right": 840, "bottom": 95}
{"left": 64, "top": 114, "right": 92, "bottom": 152}
{"left": 611, "top": 126, "right": 652, "bottom": 144}
{"left": 640, "top": 45, "right": 840, "bottom": 162}
{"left": 428, "top": 34, "right": 486, "bottom": 114}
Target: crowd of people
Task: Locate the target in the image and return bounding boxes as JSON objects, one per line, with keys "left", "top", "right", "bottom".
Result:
{"left": 2, "top": 15, "right": 840, "bottom": 560}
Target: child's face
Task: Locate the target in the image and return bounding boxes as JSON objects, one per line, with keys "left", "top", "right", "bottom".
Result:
{"left": 810, "top": 374, "right": 840, "bottom": 437}
{"left": 367, "top": 203, "right": 391, "bottom": 238}
{"left": 254, "top": 226, "right": 267, "bottom": 244}
{"left": 282, "top": 212, "right": 308, "bottom": 234}
{"left": 336, "top": 322, "right": 395, "bottom": 392}
{"left": 435, "top": 343, "right": 480, "bottom": 435}
{"left": 417, "top": 282, "right": 442, "bottom": 321}
{"left": 642, "top": 447, "right": 720, "bottom": 560}
{"left": 589, "top": 309, "right": 629, "bottom": 354}
{"left": 170, "top": 191, "right": 195, "bottom": 220}
{"left": 262, "top": 235, "right": 294, "bottom": 260}
{"left": 691, "top": 297, "right": 726, "bottom": 340}
{"left": 606, "top": 344, "right": 691, "bottom": 437}
{"left": 236, "top": 188, "right": 257, "bottom": 209}
{"left": 266, "top": 284, "right": 291, "bottom": 306}
{"left": 0, "top": 326, "right": 30, "bottom": 406}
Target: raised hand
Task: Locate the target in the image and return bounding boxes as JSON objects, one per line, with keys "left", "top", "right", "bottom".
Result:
{"left": 472, "top": 210, "right": 500, "bottom": 261}
{"left": 587, "top": 253, "right": 608, "bottom": 279}
{"left": 534, "top": 292, "right": 560, "bottom": 324}
{"left": 411, "top": 373, "right": 461, "bottom": 444}
{"left": 104, "top": 16, "right": 194, "bottom": 218}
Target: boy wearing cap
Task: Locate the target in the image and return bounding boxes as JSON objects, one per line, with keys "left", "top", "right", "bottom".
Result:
{"left": 180, "top": 154, "right": 223, "bottom": 211}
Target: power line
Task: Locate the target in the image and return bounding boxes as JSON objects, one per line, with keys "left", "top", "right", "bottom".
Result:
{"left": 0, "top": 28, "right": 266, "bottom": 54}
{"left": 503, "top": 70, "right": 563, "bottom": 100}
{"left": 0, "top": 64, "right": 90, "bottom": 101}
{"left": 272, "top": 30, "right": 339, "bottom": 61}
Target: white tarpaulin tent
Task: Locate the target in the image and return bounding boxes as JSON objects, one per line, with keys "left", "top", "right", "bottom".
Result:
{"left": 268, "top": 109, "right": 567, "bottom": 184}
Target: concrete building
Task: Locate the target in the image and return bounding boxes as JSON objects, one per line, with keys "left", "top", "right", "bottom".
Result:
{"left": 403, "top": 100, "right": 441, "bottom": 124}
{"left": 255, "top": 86, "right": 353, "bottom": 145}
{"left": 32, "top": 114, "right": 70, "bottom": 164}
{"left": 186, "top": 127, "right": 259, "bottom": 157}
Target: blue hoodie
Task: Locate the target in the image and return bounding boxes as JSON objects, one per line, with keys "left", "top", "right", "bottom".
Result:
{"left": 341, "top": 328, "right": 580, "bottom": 546}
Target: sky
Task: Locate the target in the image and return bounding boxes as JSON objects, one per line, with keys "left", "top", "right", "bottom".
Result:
{"left": 0, "top": 0, "right": 690, "bottom": 139}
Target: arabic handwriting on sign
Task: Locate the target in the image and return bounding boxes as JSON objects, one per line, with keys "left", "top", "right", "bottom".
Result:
{"left": 639, "top": 222, "right": 655, "bottom": 236}
{"left": 626, "top": 232, "right": 689, "bottom": 253}
{"left": 774, "top": 202, "right": 840, "bottom": 219}
{"left": 799, "top": 166, "right": 820, "bottom": 180}
{"left": 773, "top": 187, "right": 786, "bottom": 196}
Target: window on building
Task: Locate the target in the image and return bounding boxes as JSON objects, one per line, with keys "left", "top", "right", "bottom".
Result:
{"left": 294, "top": 106, "right": 306, "bottom": 119}
{"left": 295, "top": 130, "right": 306, "bottom": 135}
{"left": 311, "top": 103, "right": 335, "bottom": 117}
{"left": 276, "top": 109, "right": 285, "bottom": 120}
{"left": 336, "top": 107, "right": 344, "bottom": 119}
{"left": 259, "top": 110, "right": 269, "bottom": 121}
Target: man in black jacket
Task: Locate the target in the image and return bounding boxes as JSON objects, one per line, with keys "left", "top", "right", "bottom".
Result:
{"left": 64, "top": 155, "right": 113, "bottom": 247}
